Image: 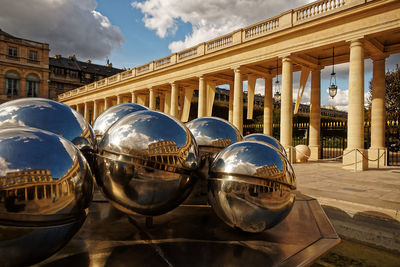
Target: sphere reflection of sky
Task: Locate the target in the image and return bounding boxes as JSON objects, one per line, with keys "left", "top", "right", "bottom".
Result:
{"left": 213, "top": 141, "right": 284, "bottom": 175}
{"left": 105, "top": 111, "right": 188, "bottom": 150}
{"left": 0, "top": 128, "right": 74, "bottom": 179}
{"left": 0, "top": 98, "right": 86, "bottom": 142}
{"left": 186, "top": 117, "right": 240, "bottom": 146}
{"left": 93, "top": 103, "right": 148, "bottom": 135}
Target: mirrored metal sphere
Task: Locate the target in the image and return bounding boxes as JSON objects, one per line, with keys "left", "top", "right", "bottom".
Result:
{"left": 93, "top": 103, "right": 148, "bottom": 144}
{"left": 95, "top": 110, "right": 199, "bottom": 216}
{"left": 186, "top": 117, "right": 243, "bottom": 180}
{"left": 0, "top": 98, "right": 95, "bottom": 163}
{"left": 0, "top": 127, "right": 94, "bottom": 266}
{"left": 244, "top": 133, "right": 287, "bottom": 157}
{"left": 208, "top": 141, "right": 296, "bottom": 233}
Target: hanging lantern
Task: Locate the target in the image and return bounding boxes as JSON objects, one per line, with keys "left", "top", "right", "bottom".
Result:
{"left": 273, "top": 59, "right": 281, "bottom": 102}
{"left": 328, "top": 47, "right": 338, "bottom": 99}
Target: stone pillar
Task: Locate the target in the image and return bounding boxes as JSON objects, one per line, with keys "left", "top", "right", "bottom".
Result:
{"left": 104, "top": 98, "right": 109, "bottom": 110}
{"left": 159, "top": 93, "right": 165, "bottom": 112}
{"left": 228, "top": 82, "right": 234, "bottom": 123}
{"left": 170, "top": 82, "right": 178, "bottom": 117}
{"left": 233, "top": 68, "right": 243, "bottom": 133}
{"left": 247, "top": 75, "right": 256, "bottom": 119}
{"left": 84, "top": 102, "right": 90, "bottom": 122}
{"left": 309, "top": 69, "right": 321, "bottom": 161}
{"left": 198, "top": 76, "right": 206, "bottom": 117}
{"left": 280, "top": 57, "right": 295, "bottom": 161}
{"left": 131, "top": 92, "right": 136, "bottom": 103}
{"left": 264, "top": 76, "right": 273, "bottom": 135}
{"left": 149, "top": 87, "right": 156, "bottom": 110}
{"left": 77, "top": 104, "right": 83, "bottom": 115}
{"left": 117, "top": 95, "right": 122, "bottom": 105}
{"left": 164, "top": 91, "right": 171, "bottom": 115}
{"left": 343, "top": 40, "right": 367, "bottom": 170}
{"left": 93, "top": 100, "right": 98, "bottom": 123}
{"left": 368, "top": 57, "right": 386, "bottom": 168}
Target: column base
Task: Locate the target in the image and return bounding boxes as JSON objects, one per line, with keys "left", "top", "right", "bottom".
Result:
{"left": 367, "top": 147, "right": 386, "bottom": 168}
{"left": 309, "top": 145, "right": 321, "bottom": 161}
{"left": 284, "top": 146, "right": 297, "bottom": 164}
{"left": 342, "top": 148, "right": 368, "bottom": 171}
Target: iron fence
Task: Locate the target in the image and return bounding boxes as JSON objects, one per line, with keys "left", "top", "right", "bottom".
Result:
{"left": 243, "top": 120, "right": 399, "bottom": 165}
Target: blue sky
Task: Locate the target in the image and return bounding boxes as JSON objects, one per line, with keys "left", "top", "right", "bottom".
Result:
{"left": 0, "top": 0, "right": 398, "bottom": 110}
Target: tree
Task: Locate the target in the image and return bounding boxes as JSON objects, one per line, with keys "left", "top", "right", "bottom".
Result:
{"left": 385, "top": 65, "right": 400, "bottom": 121}
{"left": 368, "top": 65, "right": 400, "bottom": 121}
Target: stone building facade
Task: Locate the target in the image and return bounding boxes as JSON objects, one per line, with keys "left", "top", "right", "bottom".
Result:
{"left": 0, "top": 29, "right": 50, "bottom": 104}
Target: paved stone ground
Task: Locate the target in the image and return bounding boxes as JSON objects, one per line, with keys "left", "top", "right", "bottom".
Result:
{"left": 293, "top": 161, "right": 400, "bottom": 253}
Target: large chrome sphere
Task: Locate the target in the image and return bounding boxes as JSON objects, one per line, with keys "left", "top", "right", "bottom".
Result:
{"left": 208, "top": 141, "right": 296, "bottom": 233}
{"left": 295, "top": 144, "right": 311, "bottom": 163}
{"left": 186, "top": 117, "right": 242, "bottom": 180}
{"left": 93, "top": 103, "right": 148, "bottom": 144}
{"left": 0, "top": 127, "right": 94, "bottom": 266}
{"left": 95, "top": 110, "right": 199, "bottom": 216}
{"left": 244, "top": 133, "right": 287, "bottom": 157}
{"left": 0, "top": 98, "right": 95, "bottom": 163}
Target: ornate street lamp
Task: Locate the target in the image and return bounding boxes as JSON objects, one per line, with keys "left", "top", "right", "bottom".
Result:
{"left": 328, "top": 47, "right": 338, "bottom": 99}
{"left": 273, "top": 59, "right": 281, "bottom": 102}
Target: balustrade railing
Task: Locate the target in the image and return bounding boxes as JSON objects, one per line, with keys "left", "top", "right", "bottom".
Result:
{"left": 58, "top": 0, "right": 360, "bottom": 101}
{"left": 178, "top": 48, "right": 197, "bottom": 60}
{"left": 295, "top": 0, "right": 346, "bottom": 22}
{"left": 206, "top": 35, "right": 233, "bottom": 51}
{"left": 244, "top": 18, "right": 279, "bottom": 39}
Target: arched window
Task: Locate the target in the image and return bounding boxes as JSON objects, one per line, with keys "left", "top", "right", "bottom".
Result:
{"left": 26, "top": 73, "right": 40, "bottom": 97}
{"left": 5, "top": 70, "right": 20, "bottom": 97}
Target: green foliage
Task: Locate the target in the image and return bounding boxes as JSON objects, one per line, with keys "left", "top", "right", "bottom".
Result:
{"left": 385, "top": 66, "right": 400, "bottom": 121}
{"left": 368, "top": 66, "right": 400, "bottom": 121}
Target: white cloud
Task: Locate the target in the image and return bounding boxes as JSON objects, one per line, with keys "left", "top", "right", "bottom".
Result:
{"left": 0, "top": 0, "right": 124, "bottom": 60}
{"left": 132, "top": 0, "right": 312, "bottom": 52}
{"left": 326, "top": 88, "right": 348, "bottom": 111}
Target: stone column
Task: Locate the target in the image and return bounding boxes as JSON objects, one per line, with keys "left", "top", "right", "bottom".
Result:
{"left": 343, "top": 40, "right": 367, "bottom": 170}
{"left": 77, "top": 104, "right": 84, "bottom": 115}
{"left": 309, "top": 69, "right": 321, "bottom": 161}
{"left": 104, "top": 97, "right": 110, "bottom": 110}
{"left": 117, "top": 95, "right": 122, "bottom": 105}
{"left": 149, "top": 87, "right": 156, "bottom": 110}
{"left": 233, "top": 68, "right": 243, "bottom": 133}
{"left": 131, "top": 91, "right": 136, "bottom": 103}
{"left": 228, "top": 82, "right": 234, "bottom": 123}
{"left": 368, "top": 57, "right": 386, "bottom": 168}
{"left": 84, "top": 102, "right": 90, "bottom": 122}
{"left": 159, "top": 93, "right": 165, "bottom": 112}
{"left": 247, "top": 75, "right": 256, "bottom": 120}
{"left": 280, "top": 57, "right": 294, "bottom": 161}
{"left": 264, "top": 76, "right": 273, "bottom": 135}
{"left": 198, "top": 76, "right": 206, "bottom": 117}
{"left": 93, "top": 100, "right": 98, "bottom": 123}
{"left": 170, "top": 82, "right": 178, "bottom": 117}
{"left": 164, "top": 91, "right": 171, "bottom": 115}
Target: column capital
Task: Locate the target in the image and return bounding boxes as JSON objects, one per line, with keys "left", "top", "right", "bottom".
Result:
{"left": 371, "top": 55, "right": 387, "bottom": 62}
{"left": 348, "top": 38, "right": 364, "bottom": 48}
{"left": 282, "top": 57, "right": 292, "bottom": 63}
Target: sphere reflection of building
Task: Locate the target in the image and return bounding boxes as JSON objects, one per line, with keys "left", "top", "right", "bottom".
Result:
{"left": 95, "top": 110, "right": 199, "bottom": 216}
{"left": 208, "top": 141, "right": 296, "bottom": 233}
{"left": 0, "top": 127, "right": 93, "bottom": 266}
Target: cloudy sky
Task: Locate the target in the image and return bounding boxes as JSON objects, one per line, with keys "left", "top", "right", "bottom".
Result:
{"left": 0, "top": 0, "right": 398, "bottom": 110}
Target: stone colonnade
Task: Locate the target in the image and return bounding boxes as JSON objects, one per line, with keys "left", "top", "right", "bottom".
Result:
{"left": 70, "top": 40, "right": 387, "bottom": 171}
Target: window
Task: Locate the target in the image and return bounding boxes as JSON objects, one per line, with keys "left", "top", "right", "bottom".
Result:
{"left": 5, "top": 70, "right": 20, "bottom": 97}
{"left": 29, "top": 50, "right": 38, "bottom": 61}
{"left": 8, "top": 46, "right": 17, "bottom": 57}
{"left": 26, "top": 73, "right": 40, "bottom": 97}
{"left": 56, "top": 83, "right": 64, "bottom": 90}
{"left": 70, "top": 71, "right": 78, "bottom": 79}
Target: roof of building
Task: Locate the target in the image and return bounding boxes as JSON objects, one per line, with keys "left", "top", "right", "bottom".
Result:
{"left": 49, "top": 56, "right": 123, "bottom": 76}
{"left": 0, "top": 28, "right": 16, "bottom": 38}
